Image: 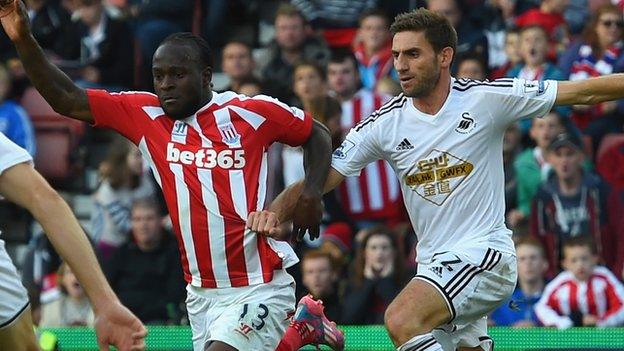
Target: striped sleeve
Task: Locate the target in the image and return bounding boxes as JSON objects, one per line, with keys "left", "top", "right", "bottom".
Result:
{"left": 534, "top": 273, "right": 574, "bottom": 329}
{"left": 596, "top": 268, "right": 624, "bottom": 327}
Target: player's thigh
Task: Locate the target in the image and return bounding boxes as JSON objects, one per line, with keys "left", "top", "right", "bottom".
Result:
{"left": 0, "top": 306, "right": 38, "bottom": 351}
{"left": 385, "top": 278, "right": 452, "bottom": 337}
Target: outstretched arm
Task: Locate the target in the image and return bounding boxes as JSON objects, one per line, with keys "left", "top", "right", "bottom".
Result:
{"left": 0, "top": 163, "right": 145, "bottom": 351}
{"left": 555, "top": 74, "right": 624, "bottom": 106}
{"left": 0, "top": 0, "right": 93, "bottom": 122}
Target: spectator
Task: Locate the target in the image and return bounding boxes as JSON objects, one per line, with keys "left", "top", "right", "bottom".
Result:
{"left": 490, "top": 236, "right": 548, "bottom": 327}
{"left": 291, "top": 0, "right": 378, "bottom": 48}
{"left": 237, "top": 76, "right": 263, "bottom": 97}
{"left": 261, "top": 4, "right": 330, "bottom": 104}
{"left": 327, "top": 50, "right": 403, "bottom": 230}
{"left": 455, "top": 52, "right": 488, "bottom": 79}
{"left": 91, "top": 137, "right": 156, "bottom": 259}
{"left": 64, "top": 0, "right": 134, "bottom": 90}
{"left": 491, "top": 28, "right": 521, "bottom": 79}
{"left": 558, "top": 4, "right": 624, "bottom": 151}
{"left": 507, "top": 25, "right": 568, "bottom": 134}
{"left": 530, "top": 133, "right": 620, "bottom": 276}
{"left": 300, "top": 249, "right": 343, "bottom": 323}
{"left": 26, "top": 0, "right": 78, "bottom": 59}
{"left": 39, "top": 262, "right": 95, "bottom": 327}
{"left": 375, "top": 76, "right": 401, "bottom": 96}
{"left": 220, "top": 40, "right": 256, "bottom": 93}
{"left": 133, "top": 0, "right": 193, "bottom": 90}
{"left": 0, "top": 63, "right": 35, "bottom": 155}
{"left": 342, "top": 226, "right": 405, "bottom": 324}
{"left": 508, "top": 111, "right": 566, "bottom": 229}
{"left": 352, "top": 8, "right": 397, "bottom": 90}
{"left": 514, "top": 0, "right": 569, "bottom": 59}
{"left": 534, "top": 236, "right": 624, "bottom": 328}
{"left": 428, "top": 0, "right": 489, "bottom": 70}
{"left": 105, "top": 199, "right": 185, "bottom": 324}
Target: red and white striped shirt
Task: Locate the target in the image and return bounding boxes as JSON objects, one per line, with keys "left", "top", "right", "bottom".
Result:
{"left": 87, "top": 89, "right": 312, "bottom": 288}
{"left": 339, "top": 89, "right": 402, "bottom": 222}
{"left": 535, "top": 266, "right": 624, "bottom": 328}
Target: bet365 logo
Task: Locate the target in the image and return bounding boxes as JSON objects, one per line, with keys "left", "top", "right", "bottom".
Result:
{"left": 166, "top": 142, "right": 245, "bottom": 169}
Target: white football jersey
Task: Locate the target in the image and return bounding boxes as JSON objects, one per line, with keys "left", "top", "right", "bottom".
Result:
{"left": 332, "top": 78, "right": 558, "bottom": 263}
{"left": 0, "top": 132, "right": 32, "bottom": 175}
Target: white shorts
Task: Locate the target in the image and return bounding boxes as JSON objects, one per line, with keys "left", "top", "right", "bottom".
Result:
{"left": 0, "top": 239, "right": 29, "bottom": 329}
{"left": 415, "top": 247, "right": 517, "bottom": 350}
{"left": 186, "top": 269, "right": 296, "bottom": 351}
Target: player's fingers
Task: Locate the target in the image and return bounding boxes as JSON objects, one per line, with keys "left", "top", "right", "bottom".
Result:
{"left": 246, "top": 212, "right": 258, "bottom": 229}
{"left": 130, "top": 340, "right": 146, "bottom": 351}
{"left": 295, "top": 226, "right": 306, "bottom": 242}
{"left": 251, "top": 211, "right": 264, "bottom": 232}
{"left": 269, "top": 226, "right": 283, "bottom": 239}
{"left": 256, "top": 214, "right": 268, "bottom": 234}
{"left": 99, "top": 342, "right": 110, "bottom": 351}
{"left": 262, "top": 213, "right": 278, "bottom": 234}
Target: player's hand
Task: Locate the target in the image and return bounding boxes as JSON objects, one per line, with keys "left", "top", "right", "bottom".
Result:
{"left": 94, "top": 300, "right": 147, "bottom": 351}
{"left": 246, "top": 210, "right": 285, "bottom": 239}
{"left": 292, "top": 191, "right": 323, "bottom": 241}
{"left": 0, "top": 0, "right": 30, "bottom": 42}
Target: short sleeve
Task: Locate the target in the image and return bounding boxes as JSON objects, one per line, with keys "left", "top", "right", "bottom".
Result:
{"left": 87, "top": 89, "right": 151, "bottom": 144}
{"left": 0, "top": 133, "right": 32, "bottom": 175}
{"left": 484, "top": 78, "right": 558, "bottom": 128}
{"left": 331, "top": 121, "right": 382, "bottom": 177}
{"left": 245, "top": 95, "right": 313, "bottom": 146}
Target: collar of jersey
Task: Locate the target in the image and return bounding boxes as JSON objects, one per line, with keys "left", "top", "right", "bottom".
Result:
{"left": 405, "top": 77, "right": 455, "bottom": 125}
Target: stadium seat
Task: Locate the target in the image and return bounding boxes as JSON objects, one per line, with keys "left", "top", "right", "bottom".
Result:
{"left": 20, "top": 87, "right": 85, "bottom": 188}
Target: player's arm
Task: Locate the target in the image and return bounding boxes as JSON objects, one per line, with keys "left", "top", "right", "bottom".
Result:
{"left": 0, "top": 163, "right": 145, "bottom": 350}
{"left": 555, "top": 73, "right": 624, "bottom": 106}
{"left": 0, "top": 0, "right": 93, "bottom": 123}
{"left": 247, "top": 167, "right": 345, "bottom": 239}
{"left": 290, "top": 119, "right": 333, "bottom": 240}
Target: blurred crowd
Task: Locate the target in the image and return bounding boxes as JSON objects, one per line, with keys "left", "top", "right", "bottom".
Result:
{"left": 1, "top": 0, "right": 624, "bottom": 333}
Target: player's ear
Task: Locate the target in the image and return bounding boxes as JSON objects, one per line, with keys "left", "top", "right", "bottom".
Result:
{"left": 202, "top": 67, "right": 213, "bottom": 89}
{"left": 439, "top": 47, "right": 454, "bottom": 69}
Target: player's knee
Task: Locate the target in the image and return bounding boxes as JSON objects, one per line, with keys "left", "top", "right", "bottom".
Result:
{"left": 384, "top": 305, "right": 431, "bottom": 345}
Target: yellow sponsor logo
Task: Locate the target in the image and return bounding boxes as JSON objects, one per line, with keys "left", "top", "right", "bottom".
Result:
{"left": 435, "top": 163, "right": 473, "bottom": 180}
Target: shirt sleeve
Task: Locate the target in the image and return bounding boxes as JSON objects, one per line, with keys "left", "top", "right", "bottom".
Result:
{"left": 245, "top": 95, "right": 313, "bottom": 147}
{"left": 0, "top": 132, "right": 32, "bottom": 175}
{"left": 534, "top": 276, "right": 574, "bottom": 329}
{"left": 331, "top": 119, "right": 383, "bottom": 177}
{"left": 483, "top": 78, "right": 558, "bottom": 129}
{"left": 86, "top": 89, "right": 149, "bottom": 144}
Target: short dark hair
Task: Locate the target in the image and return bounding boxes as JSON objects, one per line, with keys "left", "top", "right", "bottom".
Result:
{"left": 329, "top": 48, "right": 358, "bottom": 68}
{"left": 562, "top": 236, "right": 598, "bottom": 256}
{"left": 390, "top": 9, "right": 457, "bottom": 55}
{"left": 359, "top": 8, "right": 390, "bottom": 27}
{"left": 275, "top": 3, "right": 306, "bottom": 24}
{"left": 302, "top": 249, "right": 336, "bottom": 272}
{"left": 293, "top": 60, "right": 326, "bottom": 83}
{"left": 161, "top": 32, "right": 214, "bottom": 70}
{"left": 514, "top": 235, "right": 546, "bottom": 258}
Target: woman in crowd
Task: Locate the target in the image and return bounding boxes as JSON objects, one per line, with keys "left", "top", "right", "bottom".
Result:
{"left": 91, "top": 137, "right": 155, "bottom": 259}
{"left": 342, "top": 226, "right": 406, "bottom": 324}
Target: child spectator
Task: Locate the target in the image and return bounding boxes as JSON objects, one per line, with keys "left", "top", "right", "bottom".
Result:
{"left": 237, "top": 76, "right": 263, "bottom": 97}
{"left": 534, "top": 236, "right": 624, "bottom": 329}
{"left": 491, "top": 28, "right": 521, "bottom": 79}
{"left": 39, "top": 263, "right": 95, "bottom": 327}
{"left": 515, "top": 0, "right": 569, "bottom": 58}
{"left": 352, "top": 8, "right": 396, "bottom": 90}
{"left": 530, "top": 133, "right": 620, "bottom": 276}
{"left": 300, "top": 249, "right": 343, "bottom": 323}
{"left": 507, "top": 112, "right": 566, "bottom": 228}
{"left": 490, "top": 237, "right": 548, "bottom": 327}
{"left": 455, "top": 53, "right": 488, "bottom": 80}
{"left": 342, "top": 226, "right": 405, "bottom": 324}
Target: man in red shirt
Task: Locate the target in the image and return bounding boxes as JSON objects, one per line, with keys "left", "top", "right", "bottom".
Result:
{"left": 0, "top": 0, "right": 343, "bottom": 350}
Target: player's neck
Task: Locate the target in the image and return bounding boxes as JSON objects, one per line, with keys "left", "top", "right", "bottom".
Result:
{"left": 411, "top": 76, "right": 451, "bottom": 115}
